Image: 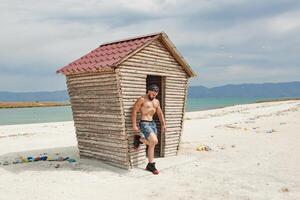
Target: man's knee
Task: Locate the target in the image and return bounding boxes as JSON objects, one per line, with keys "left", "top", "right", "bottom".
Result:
{"left": 148, "top": 133, "right": 158, "bottom": 146}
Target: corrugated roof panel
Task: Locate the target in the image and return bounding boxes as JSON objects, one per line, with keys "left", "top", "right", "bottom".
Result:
{"left": 57, "top": 33, "right": 160, "bottom": 75}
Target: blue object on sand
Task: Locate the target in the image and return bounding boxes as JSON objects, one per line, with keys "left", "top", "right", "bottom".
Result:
{"left": 27, "top": 156, "right": 34, "bottom": 162}
{"left": 40, "top": 156, "right": 48, "bottom": 161}
{"left": 67, "top": 158, "right": 76, "bottom": 163}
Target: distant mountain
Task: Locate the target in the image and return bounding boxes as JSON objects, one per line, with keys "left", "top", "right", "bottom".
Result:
{"left": 188, "top": 81, "right": 300, "bottom": 98}
{"left": 0, "top": 81, "right": 299, "bottom": 102}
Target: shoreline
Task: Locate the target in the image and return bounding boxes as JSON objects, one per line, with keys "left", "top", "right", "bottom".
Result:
{"left": 0, "top": 102, "right": 70, "bottom": 109}
{"left": 187, "top": 98, "right": 300, "bottom": 113}
{"left": 254, "top": 97, "right": 300, "bottom": 103}
{"left": 1, "top": 97, "right": 299, "bottom": 110}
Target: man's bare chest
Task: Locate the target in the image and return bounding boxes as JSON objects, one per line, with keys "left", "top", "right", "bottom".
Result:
{"left": 141, "top": 101, "right": 157, "bottom": 112}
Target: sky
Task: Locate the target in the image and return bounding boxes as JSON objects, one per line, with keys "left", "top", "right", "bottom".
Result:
{"left": 0, "top": 0, "right": 300, "bottom": 92}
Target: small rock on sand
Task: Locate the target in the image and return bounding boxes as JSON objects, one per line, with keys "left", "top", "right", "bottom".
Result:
{"left": 279, "top": 187, "right": 289, "bottom": 192}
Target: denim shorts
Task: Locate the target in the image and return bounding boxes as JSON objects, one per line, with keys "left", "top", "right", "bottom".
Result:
{"left": 139, "top": 120, "right": 158, "bottom": 139}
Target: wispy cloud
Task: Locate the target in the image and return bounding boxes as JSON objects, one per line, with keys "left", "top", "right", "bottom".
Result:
{"left": 0, "top": 0, "right": 299, "bottom": 91}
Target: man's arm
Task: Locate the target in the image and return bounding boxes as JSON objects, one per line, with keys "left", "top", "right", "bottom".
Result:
{"left": 131, "top": 97, "right": 144, "bottom": 133}
{"left": 156, "top": 101, "right": 166, "bottom": 132}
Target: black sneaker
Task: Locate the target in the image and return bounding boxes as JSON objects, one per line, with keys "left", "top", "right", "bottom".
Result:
{"left": 133, "top": 135, "right": 143, "bottom": 150}
{"left": 145, "top": 162, "right": 159, "bottom": 175}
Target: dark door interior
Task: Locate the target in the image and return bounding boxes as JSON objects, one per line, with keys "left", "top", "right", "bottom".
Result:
{"left": 146, "top": 75, "right": 165, "bottom": 157}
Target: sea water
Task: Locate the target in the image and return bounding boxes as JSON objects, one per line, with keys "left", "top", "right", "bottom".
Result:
{"left": 0, "top": 106, "right": 72, "bottom": 125}
{"left": 0, "top": 97, "right": 296, "bottom": 125}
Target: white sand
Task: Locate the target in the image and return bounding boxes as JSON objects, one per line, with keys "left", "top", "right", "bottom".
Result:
{"left": 0, "top": 100, "right": 299, "bottom": 200}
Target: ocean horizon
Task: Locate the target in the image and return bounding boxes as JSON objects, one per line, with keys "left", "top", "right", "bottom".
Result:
{"left": 0, "top": 96, "right": 298, "bottom": 125}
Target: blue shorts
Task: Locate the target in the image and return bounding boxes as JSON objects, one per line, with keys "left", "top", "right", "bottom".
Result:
{"left": 139, "top": 120, "right": 158, "bottom": 139}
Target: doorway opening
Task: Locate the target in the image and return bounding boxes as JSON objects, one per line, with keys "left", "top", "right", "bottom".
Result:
{"left": 146, "top": 75, "right": 165, "bottom": 157}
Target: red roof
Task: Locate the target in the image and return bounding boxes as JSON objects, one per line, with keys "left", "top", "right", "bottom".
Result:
{"left": 56, "top": 33, "right": 160, "bottom": 75}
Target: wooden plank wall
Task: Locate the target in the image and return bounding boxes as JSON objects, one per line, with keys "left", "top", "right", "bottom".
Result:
{"left": 118, "top": 38, "right": 188, "bottom": 166}
{"left": 66, "top": 71, "right": 130, "bottom": 169}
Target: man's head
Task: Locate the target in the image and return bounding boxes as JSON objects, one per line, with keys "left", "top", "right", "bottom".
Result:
{"left": 147, "top": 84, "right": 159, "bottom": 101}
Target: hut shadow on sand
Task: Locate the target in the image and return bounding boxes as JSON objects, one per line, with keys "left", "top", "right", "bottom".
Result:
{"left": 0, "top": 146, "right": 132, "bottom": 174}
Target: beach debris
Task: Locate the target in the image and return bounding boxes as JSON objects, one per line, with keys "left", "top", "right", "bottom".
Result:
{"left": 67, "top": 158, "right": 76, "bottom": 163}
{"left": 0, "top": 155, "right": 76, "bottom": 166}
{"left": 279, "top": 187, "right": 289, "bottom": 192}
{"left": 27, "top": 156, "right": 34, "bottom": 162}
{"left": 225, "top": 124, "right": 238, "bottom": 129}
{"left": 40, "top": 155, "right": 48, "bottom": 161}
{"left": 47, "top": 156, "right": 56, "bottom": 161}
{"left": 54, "top": 164, "right": 60, "bottom": 168}
{"left": 196, "top": 144, "right": 211, "bottom": 151}
{"left": 20, "top": 157, "right": 28, "bottom": 163}
{"left": 231, "top": 145, "right": 235, "bottom": 148}
{"left": 224, "top": 124, "right": 242, "bottom": 130}
{"left": 34, "top": 156, "right": 41, "bottom": 161}
{"left": 3, "top": 161, "right": 9, "bottom": 166}
{"left": 13, "top": 158, "right": 22, "bottom": 164}
{"left": 57, "top": 156, "right": 64, "bottom": 161}
{"left": 266, "top": 129, "right": 276, "bottom": 133}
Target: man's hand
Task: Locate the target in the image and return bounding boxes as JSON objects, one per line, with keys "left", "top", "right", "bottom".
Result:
{"left": 133, "top": 126, "right": 140, "bottom": 134}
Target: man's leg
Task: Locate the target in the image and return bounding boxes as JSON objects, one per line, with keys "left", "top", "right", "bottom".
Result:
{"left": 146, "top": 132, "right": 158, "bottom": 163}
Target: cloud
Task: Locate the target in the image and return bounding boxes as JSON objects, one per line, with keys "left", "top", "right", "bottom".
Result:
{"left": 0, "top": 0, "right": 299, "bottom": 91}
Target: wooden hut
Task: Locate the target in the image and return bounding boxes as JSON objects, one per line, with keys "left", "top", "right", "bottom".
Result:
{"left": 56, "top": 32, "right": 196, "bottom": 169}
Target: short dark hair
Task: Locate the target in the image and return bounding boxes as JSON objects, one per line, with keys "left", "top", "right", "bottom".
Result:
{"left": 147, "top": 84, "right": 159, "bottom": 93}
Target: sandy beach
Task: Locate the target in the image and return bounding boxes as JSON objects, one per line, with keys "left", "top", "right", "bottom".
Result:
{"left": 0, "top": 100, "right": 299, "bottom": 200}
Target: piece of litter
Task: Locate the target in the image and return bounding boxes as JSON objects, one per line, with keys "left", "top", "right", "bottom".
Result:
{"left": 67, "top": 158, "right": 76, "bottom": 163}
{"left": 2, "top": 155, "right": 75, "bottom": 166}
{"left": 3, "top": 161, "right": 9, "bottom": 166}
{"left": 34, "top": 157, "right": 40, "bottom": 161}
{"left": 266, "top": 129, "right": 276, "bottom": 133}
{"left": 280, "top": 187, "right": 289, "bottom": 192}
{"left": 196, "top": 144, "right": 211, "bottom": 151}
{"left": 40, "top": 156, "right": 47, "bottom": 161}
{"left": 57, "top": 156, "right": 64, "bottom": 161}
{"left": 27, "top": 157, "right": 34, "bottom": 162}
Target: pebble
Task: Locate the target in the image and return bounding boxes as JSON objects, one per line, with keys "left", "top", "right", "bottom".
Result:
{"left": 280, "top": 187, "right": 289, "bottom": 192}
{"left": 266, "top": 129, "right": 276, "bottom": 133}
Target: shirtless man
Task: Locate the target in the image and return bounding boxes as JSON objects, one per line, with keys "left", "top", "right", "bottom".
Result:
{"left": 132, "top": 84, "right": 166, "bottom": 174}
